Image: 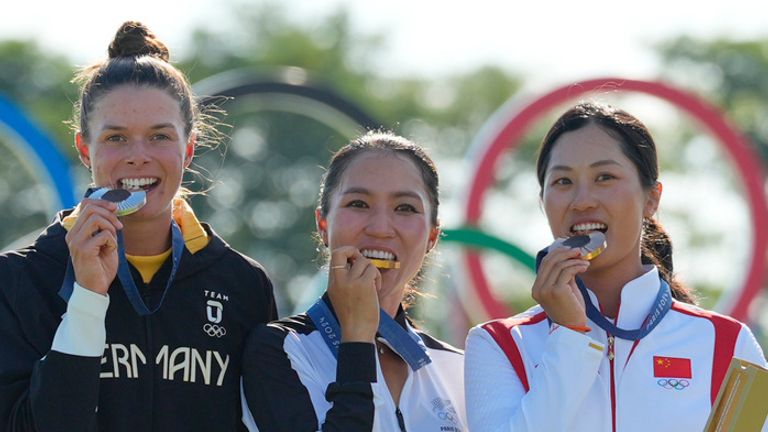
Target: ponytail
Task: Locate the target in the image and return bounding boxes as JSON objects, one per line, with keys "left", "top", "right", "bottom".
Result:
{"left": 640, "top": 217, "right": 696, "bottom": 304}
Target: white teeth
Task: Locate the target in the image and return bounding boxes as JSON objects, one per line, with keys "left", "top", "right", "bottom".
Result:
{"left": 361, "top": 249, "right": 396, "bottom": 261}
{"left": 120, "top": 177, "right": 158, "bottom": 191}
{"left": 571, "top": 222, "right": 607, "bottom": 233}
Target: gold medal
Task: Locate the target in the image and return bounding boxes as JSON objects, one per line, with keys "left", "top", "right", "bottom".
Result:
{"left": 369, "top": 258, "right": 401, "bottom": 269}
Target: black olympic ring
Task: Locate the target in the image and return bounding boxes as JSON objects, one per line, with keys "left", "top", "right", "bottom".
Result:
{"left": 657, "top": 378, "right": 690, "bottom": 390}
{"left": 203, "top": 323, "right": 227, "bottom": 338}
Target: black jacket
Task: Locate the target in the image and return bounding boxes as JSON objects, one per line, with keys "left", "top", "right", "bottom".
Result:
{"left": 0, "top": 210, "right": 277, "bottom": 431}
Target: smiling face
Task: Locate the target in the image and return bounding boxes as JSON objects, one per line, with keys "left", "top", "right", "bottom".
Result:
{"left": 542, "top": 124, "right": 660, "bottom": 274}
{"left": 77, "top": 85, "right": 193, "bottom": 221}
{"left": 317, "top": 151, "right": 439, "bottom": 304}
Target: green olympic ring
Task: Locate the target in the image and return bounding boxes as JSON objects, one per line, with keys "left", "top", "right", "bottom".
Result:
{"left": 441, "top": 227, "right": 536, "bottom": 271}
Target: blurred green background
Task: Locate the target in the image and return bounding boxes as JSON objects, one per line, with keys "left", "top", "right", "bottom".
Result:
{"left": 1, "top": 3, "right": 766, "bottom": 353}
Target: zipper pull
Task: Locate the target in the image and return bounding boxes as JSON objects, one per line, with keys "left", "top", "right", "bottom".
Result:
{"left": 607, "top": 335, "right": 615, "bottom": 361}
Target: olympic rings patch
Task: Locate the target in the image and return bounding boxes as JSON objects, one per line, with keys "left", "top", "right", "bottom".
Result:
{"left": 203, "top": 323, "right": 227, "bottom": 338}
{"left": 657, "top": 379, "right": 690, "bottom": 390}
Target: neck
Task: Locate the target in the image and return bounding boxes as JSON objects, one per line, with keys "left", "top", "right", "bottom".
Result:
{"left": 378, "top": 288, "right": 404, "bottom": 319}
{"left": 121, "top": 211, "right": 174, "bottom": 256}
{"left": 579, "top": 259, "right": 647, "bottom": 318}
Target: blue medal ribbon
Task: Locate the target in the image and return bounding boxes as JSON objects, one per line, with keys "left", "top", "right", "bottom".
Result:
{"left": 59, "top": 220, "right": 185, "bottom": 316}
{"left": 535, "top": 247, "right": 672, "bottom": 341}
{"left": 577, "top": 276, "right": 671, "bottom": 341}
{"left": 307, "top": 297, "right": 432, "bottom": 371}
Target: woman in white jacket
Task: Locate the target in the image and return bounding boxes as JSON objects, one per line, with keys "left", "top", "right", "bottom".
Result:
{"left": 242, "top": 131, "right": 466, "bottom": 432}
{"left": 464, "top": 101, "right": 767, "bottom": 432}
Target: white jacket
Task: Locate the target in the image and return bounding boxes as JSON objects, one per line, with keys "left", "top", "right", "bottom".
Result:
{"left": 242, "top": 303, "right": 466, "bottom": 431}
{"left": 465, "top": 266, "right": 767, "bottom": 432}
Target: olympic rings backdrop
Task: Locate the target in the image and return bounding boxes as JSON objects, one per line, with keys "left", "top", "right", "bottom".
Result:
{"left": 1, "top": 73, "right": 766, "bottom": 340}
{"left": 458, "top": 78, "right": 768, "bottom": 323}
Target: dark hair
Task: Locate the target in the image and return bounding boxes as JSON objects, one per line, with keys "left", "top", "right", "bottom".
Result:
{"left": 536, "top": 101, "right": 695, "bottom": 304}
{"left": 318, "top": 131, "right": 440, "bottom": 227}
{"left": 317, "top": 131, "right": 440, "bottom": 306}
{"left": 72, "top": 21, "right": 217, "bottom": 150}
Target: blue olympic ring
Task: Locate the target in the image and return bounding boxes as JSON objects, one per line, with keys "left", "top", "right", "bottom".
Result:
{"left": 657, "top": 378, "right": 690, "bottom": 390}
{"left": 0, "top": 95, "right": 76, "bottom": 209}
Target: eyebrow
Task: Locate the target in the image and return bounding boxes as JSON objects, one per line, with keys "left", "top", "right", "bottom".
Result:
{"left": 548, "top": 159, "right": 623, "bottom": 172}
{"left": 100, "top": 123, "right": 176, "bottom": 131}
{"left": 341, "top": 187, "right": 423, "bottom": 200}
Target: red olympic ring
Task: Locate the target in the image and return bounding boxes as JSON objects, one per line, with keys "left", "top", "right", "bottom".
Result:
{"left": 463, "top": 78, "right": 768, "bottom": 321}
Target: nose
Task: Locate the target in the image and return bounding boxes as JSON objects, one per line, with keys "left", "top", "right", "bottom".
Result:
{"left": 125, "top": 139, "right": 151, "bottom": 166}
{"left": 570, "top": 182, "right": 597, "bottom": 211}
{"left": 364, "top": 207, "right": 395, "bottom": 238}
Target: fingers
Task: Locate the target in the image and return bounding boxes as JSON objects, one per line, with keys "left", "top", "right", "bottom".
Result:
{"left": 66, "top": 202, "right": 122, "bottom": 249}
{"left": 329, "top": 246, "right": 359, "bottom": 271}
{"left": 89, "top": 229, "right": 118, "bottom": 254}
{"left": 532, "top": 246, "right": 589, "bottom": 326}
{"left": 327, "top": 246, "right": 381, "bottom": 342}
{"left": 329, "top": 246, "right": 377, "bottom": 282}
{"left": 359, "top": 262, "right": 380, "bottom": 290}
{"left": 551, "top": 259, "right": 590, "bottom": 291}
{"left": 68, "top": 199, "right": 123, "bottom": 239}
{"left": 534, "top": 248, "right": 582, "bottom": 288}
{"left": 65, "top": 199, "right": 123, "bottom": 295}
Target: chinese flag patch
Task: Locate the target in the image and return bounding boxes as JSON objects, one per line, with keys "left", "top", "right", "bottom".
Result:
{"left": 653, "top": 356, "right": 692, "bottom": 378}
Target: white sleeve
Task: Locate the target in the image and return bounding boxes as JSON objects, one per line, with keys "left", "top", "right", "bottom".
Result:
{"left": 733, "top": 323, "right": 767, "bottom": 367}
{"left": 240, "top": 380, "right": 260, "bottom": 432}
{"left": 465, "top": 325, "right": 604, "bottom": 432}
{"left": 51, "top": 282, "right": 109, "bottom": 357}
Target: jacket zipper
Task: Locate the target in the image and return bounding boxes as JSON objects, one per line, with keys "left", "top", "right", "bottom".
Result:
{"left": 395, "top": 407, "right": 407, "bottom": 432}
{"left": 143, "top": 287, "right": 155, "bottom": 431}
{"left": 608, "top": 334, "right": 616, "bottom": 432}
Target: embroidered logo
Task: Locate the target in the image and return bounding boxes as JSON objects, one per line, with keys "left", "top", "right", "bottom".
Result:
{"left": 431, "top": 398, "right": 460, "bottom": 430}
{"left": 653, "top": 356, "right": 692, "bottom": 390}
{"left": 206, "top": 300, "right": 223, "bottom": 323}
{"left": 203, "top": 323, "right": 227, "bottom": 338}
{"left": 203, "top": 291, "right": 229, "bottom": 338}
{"left": 657, "top": 378, "right": 690, "bottom": 390}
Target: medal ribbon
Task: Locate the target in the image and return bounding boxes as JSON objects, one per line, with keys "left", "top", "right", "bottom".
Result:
{"left": 577, "top": 276, "right": 671, "bottom": 340}
{"left": 59, "top": 220, "right": 184, "bottom": 316}
{"left": 307, "top": 297, "right": 432, "bottom": 371}
{"left": 535, "top": 247, "right": 672, "bottom": 341}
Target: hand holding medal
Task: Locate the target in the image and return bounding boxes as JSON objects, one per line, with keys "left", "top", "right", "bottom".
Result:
{"left": 532, "top": 231, "right": 608, "bottom": 328}
{"left": 64, "top": 187, "right": 146, "bottom": 295}
{"left": 326, "top": 246, "right": 382, "bottom": 343}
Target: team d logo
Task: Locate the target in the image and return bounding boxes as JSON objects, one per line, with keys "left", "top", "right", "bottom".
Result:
{"left": 204, "top": 291, "right": 229, "bottom": 338}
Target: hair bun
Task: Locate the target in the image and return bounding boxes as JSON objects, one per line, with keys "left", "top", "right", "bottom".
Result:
{"left": 108, "top": 21, "right": 170, "bottom": 61}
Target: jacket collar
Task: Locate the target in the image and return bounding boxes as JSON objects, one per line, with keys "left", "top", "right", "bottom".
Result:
{"left": 584, "top": 265, "right": 662, "bottom": 330}
{"left": 33, "top": 208, "right": 229, "bottom": 282}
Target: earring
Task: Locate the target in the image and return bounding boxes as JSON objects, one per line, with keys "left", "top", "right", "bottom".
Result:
{"left": 318, "top": 220, "right": 328, "bottom": 247}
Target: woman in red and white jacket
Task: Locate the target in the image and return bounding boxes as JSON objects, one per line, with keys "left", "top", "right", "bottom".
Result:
{"left": 464, "top": 101, "right": 767, "bottom": 432}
